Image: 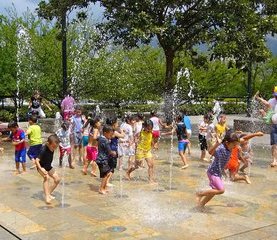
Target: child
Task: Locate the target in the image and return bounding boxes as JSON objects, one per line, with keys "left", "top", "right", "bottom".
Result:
{"left": 26, "top": 115, "right": 42, "bottom": 169}
{"left": 176, "top": 115, "right": 189, "bottom": 169}
{"left": 118, "top": 115, "right": 135, "bottom": 170}
{"left": 35, "top": 134, "right": 61, "bottom": 204}
{"left": 106, "top": 117, "right": 125, "bottom": 186}
{"left": 182, "top": 110, "right": 192, "bottom": 155}
{"left": 134, "top": 113, "right": 144, "bottom": 137}
{"left": 215, "top": 114, "right": 228, "bottom": 140}
{"left": 205, "top": 114, "right": 216, "bottom": 161}
{"left": 150, "top": 111, "right": 165, "bottom": 150}
{"left": 196, "top": 130, "right": 240, "bottom": 210}
{"left": 83, "top": 117, "right": 101, "bottom": 176}
{"left": 3, "top": 121, "right": 27, "bottom": 174}
{"left": 126, "top": 120, "right": 156, "bottom": 183}
{"left": 82, "top": 113, "right": 92, "bottom": 165}
{"left": 70, "top": 106, "right": 83, "bottom": 165}
{"left": 254, "top": 92, "right": 275, "bottom": 124}
{"left": 96, "top": 125, "right": 116, "bottom": 194}
{"left": 198, "top": 114, "right": 209, "bottom": 161}
{"left": 56, "top": 121, "right": 74, "bottom": 169}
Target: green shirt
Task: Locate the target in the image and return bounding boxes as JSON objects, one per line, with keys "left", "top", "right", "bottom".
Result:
{"left": 27, "top": 124, "right": 42, "bottom": 146}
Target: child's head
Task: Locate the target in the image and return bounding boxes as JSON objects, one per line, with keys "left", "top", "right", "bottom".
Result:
{"left": 218, "top": 114, "right": 226, "bottom": 124}
{"left": 150, "top": 110, "right": 157, "bottom": 117}
{"left": 136, "top": 113, "right": 144, "bottom": 122}
{"left": 91, "top": 116, "right": 101, "bottom": 129}
{"left": 175, "top": 114, "right": 183, "bottom": 123}
{"left": 47, "top": 134, "right": 60, "bottom": 151}
{"left": 143, "top": 119, "right": 153, "bottom": 132}
{"left": 126, "top": 115, "right": 136, "bottom": 126}
{"left": 222, "top": 129, "right": 240, "bottom": 150}
{"left": 61, "top": 121, "right": 70, "bottom": 131}
{"left": 8, "top": 121, "right": 19, "bottom": 133}
{"left": 102, "top": 125, "right": 114, "bottom": 139}
{"left": 203, "top": 114, "right": 209, "bottom": 123}
{"left": 28, "top": 115, "right": 38, "bottom": 125}
{"left": 74, "top": 106, "right": 82, "bottom": 116}
{"left": 106, "top": 117, "right": 118, "bottom": 129}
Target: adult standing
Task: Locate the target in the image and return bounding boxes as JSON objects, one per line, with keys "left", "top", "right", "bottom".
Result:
{"left": 29, "top": 90, "right": 50, "bottom": 118}
{"left": 61, "top": 93, "right": 75, "bottom": 121}
{"left": 268, "top": 86, "right": 277, "bottom": 167}
{"left": 182, "top": 109, "right": 192, "bottom": 155}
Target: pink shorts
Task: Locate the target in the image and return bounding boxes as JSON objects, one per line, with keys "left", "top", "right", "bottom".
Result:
{"left": 87, "top": 146, "right": 98, "bottom": 161}
{"left": 59, "top": 146, "right": 71, "bottom": 158}
{"left": 207, "top": 172, "right": 224, "bottom": 191}
{"left": 152, "top": 130, "right": 160, "bottom": 139}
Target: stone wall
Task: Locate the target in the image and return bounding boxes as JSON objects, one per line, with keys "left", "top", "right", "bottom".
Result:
{"left": 233, "top": 118, "right": 271, "bottom": 134}
{"left": 39, "top": 118, "right": 59, "bottom": 133}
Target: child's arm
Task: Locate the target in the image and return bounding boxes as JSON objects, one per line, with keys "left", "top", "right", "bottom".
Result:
{"left": 208, "top": 137, "right": 222, "bottom": 156}
{"left": 240, "top": 132, "right": 263, "bottom": 143}
{"left": 255, "top": 95, "right": 271, "bottom": 109}
{"left": 114, "top": 130, "right": 125, "bottom": 139}
{"left": 35, "top": 158, "right": 47, "bottom": 175}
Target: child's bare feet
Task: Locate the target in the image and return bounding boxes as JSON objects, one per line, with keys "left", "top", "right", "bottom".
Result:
{"left": 90, "top": 172, "right": 97, "bottom": 177}
{"left": 45, "top": 196, "right": 52, "bottom": 204}
{"left": 196, "top": 192, "right": 202, "bottom": 206}
{"left": 21, "top": 171, "right": 27, "bottom": 174}
{"left": 98, "top": 189, "right": 107, "bottom": 195}
{"left": 125, "top": 172, "right": 131, "bottom": 180}
{"left": 0, "top": 147, "right": 4, "bottom": 153}
{"left": 270, "top": 162, "right": 277, "bottom": 167}
{"left": 14, "top": 170, "right": 20, "bottom": 175}
{"left": 181, "top": 164, "right": 189, "bottom": 169}
{"left": 82, "top": 169, "right": 87, "bottom": 175}
{"left": 50, "top": 195, "right": 55, "bottom": 200}
{"left": 149, "top": 180, "right": 158, "bottom": 185}
{"left": 245, "top": 175, "right": 251, "bottom": 184}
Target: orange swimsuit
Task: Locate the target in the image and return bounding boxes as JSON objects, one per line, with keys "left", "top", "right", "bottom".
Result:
{"left": 225, "top": 146, "right": 239, "bottom": 174}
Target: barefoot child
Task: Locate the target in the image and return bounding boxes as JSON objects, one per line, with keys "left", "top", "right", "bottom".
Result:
{"left": 56, "top": 121, "right": 74, "bottom": 168}
{"left": 26, "top": 115, "right": 42, "bottom": 169}
{"left": 215, "top": 114, "right": 228, "bottom": 140}
{"left": 126, "top": 120, "right": 156, "bottom": 183}
{"left": 198, "top": 114, "right": 209, "bottom": 161}
{"left": 83, "top": 117, "right": 101, "bottom": 176}
{"left": 35, "top": 134, "right": 61, "bottom": 204}
{"left": 96, "top": 125, "right": 116, "bottom": 194}
{"left": 3, "top": 121, "right": 27, "bottom": 174}
{"left": 196, "top": 130, "right": 240, "bottom": 209}
{"left": 106, "top": 117, "right": 125, "bottom": 186}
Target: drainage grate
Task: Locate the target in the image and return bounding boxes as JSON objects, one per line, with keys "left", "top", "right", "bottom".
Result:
{"left": 107, "top": 226, "right": 127, "bottom": 233}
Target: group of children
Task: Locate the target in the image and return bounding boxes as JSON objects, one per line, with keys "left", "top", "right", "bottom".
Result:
{"left": 0, "top": 105, "right": 265, "bottom": 208}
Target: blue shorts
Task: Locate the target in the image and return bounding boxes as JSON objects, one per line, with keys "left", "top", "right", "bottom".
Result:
{"left": 15, "top": 149, "right": 27, "bottom": 163}
{"left": 270, "top": 124, "right": 277, "bottom": 145}
{"left": 82, "top": 136, "right": 89, "bottom": 147}
{"left": 27, "top": 144, "right": 42, "bottom": 160}
{"left": 73, "top": 132, "right": 82, "bottom": 146}
{"left": 178, "top": 141, "right": 188, "bottom": 152}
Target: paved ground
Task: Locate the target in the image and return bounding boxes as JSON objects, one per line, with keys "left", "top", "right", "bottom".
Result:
{"left": 0, "top": 115, "right": 276, "bottom": 239}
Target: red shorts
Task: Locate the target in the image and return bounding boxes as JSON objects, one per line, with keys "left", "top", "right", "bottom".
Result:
{"left": 59, "top": 146, "right": 71, "bottom": 158}
{"left": 63, "top": 111, "right": 74, "bottom": 120}
{"left": 87, "top": 146, "right": 98, "bottom": 161}
{"left": 152, "top": 130, "right": 160, "bottom": 139}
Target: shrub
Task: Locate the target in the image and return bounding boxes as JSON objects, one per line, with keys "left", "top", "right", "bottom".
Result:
{"left": 0, "top": 110, "right": 14, "bottom": 122}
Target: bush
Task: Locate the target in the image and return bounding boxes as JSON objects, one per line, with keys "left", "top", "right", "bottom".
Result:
{"left": 0, "top": 110, "right": 14, "bottom": 122}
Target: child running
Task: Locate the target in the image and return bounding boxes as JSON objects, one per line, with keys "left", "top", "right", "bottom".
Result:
{"left": 35, "top": 134, "right": 61, "bottom": 204}
{"left": 83, "top": 117, "right": 101, "bottom": 176}
{"left": 126, "top": 120, "right": 156, "bottom": 184}
{"left": 150, "top": 111, "right": 165, "bottom": 150}
{"left": 26, "top": 115, "right": 42, "bottom": 169}
{"left": 215, "top": 114, "right": 228, "bottom": 140}
{"left": 196, "top": 130, "right": 240, "bottom": 210}
{"left": 82, "top": 113, "right": 92, "bottom": 165}
{"left": 3, "top": 121, "right": 27, "bottom": 174}
{"left": 198, "top": 114, "right": 209, "bottom": 161}
{"left": 106, "top": 117, "right": 125, "bottom": 187}
{"left": 56, "top": 121, "right": 74, "bottom": 168}
{"left": 96, "top": 125, "right": 116, "bottom": 194}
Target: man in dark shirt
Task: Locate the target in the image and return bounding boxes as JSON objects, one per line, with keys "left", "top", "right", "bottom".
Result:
{"left": 96, "top": 125, "right": 116, "bottom": 194}
{"left": 35, "top": 134, "right": 60, "bottom": 204}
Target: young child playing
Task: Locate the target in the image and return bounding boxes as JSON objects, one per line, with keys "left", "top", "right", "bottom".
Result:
{"left": 96, "top": 125, "right": 116, "bottom": 194}
{"left": 83, "top": 117, "right": 101, "bottom": 176}
{"left": 198, "top": 114, "right": 209, "bottom": 161}
{"left": 82, "top": 113, "right": 92, "bottom": 165}
{"left": 3, "top": 121, "right": 27, "bottom": 174}
{"left": 182, "top": 110, "right": 192, "bottom": 155}
{"left": 56, "top": 121, "right": 74, "bottom": 169}
{"left": 206, "top": 114, "right": 216, "bottom": 154}
{"left": 106, "top": 117, "right": 125, "bottom": 187}
{"left": 126, "top": 120, "right": 156, "bottom": 184}
{"left": 26, "top": 115, "right": 42, "bottom": 169}
{"left": 215, "top": 114, "right": 228, "bottom": 140}
{"left": 35, "top": 134, "right": 61, "bottom": 204}
{"left": 150, "top": 111, "right": 166, "bottom": 150}
{"left": 176, "top": 115, "right": 189, "bottom": 169}
{"left": 196, "top": 130, "right": 240, "bottom": 210}
{"left": 254, "top": 92, "right": 275, "bottom": 124}
{"left": 70, "top": 106, "right": 83, "bottom": 166}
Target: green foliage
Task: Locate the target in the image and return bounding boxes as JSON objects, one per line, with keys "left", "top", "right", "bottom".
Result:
{"left": 0, "top": 110, "right": 14, "bottom": 122}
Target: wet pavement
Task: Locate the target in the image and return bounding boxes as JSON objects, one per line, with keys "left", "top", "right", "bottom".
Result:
{"left": 0, "top": 118, "right": 276, "bottom": 240}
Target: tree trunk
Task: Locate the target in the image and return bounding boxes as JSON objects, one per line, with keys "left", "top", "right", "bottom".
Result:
{"left": 163, "top": 48, "right": 176, "bottom": 123}
{"left": 246, "top": 60, "right": 252, "bottom": 117}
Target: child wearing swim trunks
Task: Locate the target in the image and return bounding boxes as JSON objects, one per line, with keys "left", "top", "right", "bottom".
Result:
{"left": 126, "top": 120, "right": 156, "bottom": 183}
{"left": 3, "top": 121, "right": 27, "bottom": 174}
{"left": 83, "top": 117, "right": 101, "bottom": 176}
{"left": 96, "top": 125, "right": 116, "bottom": 194}
{"left": 196, "top": 130, "right": 240, "bottom": 210}
{"left": 198, "top": 114, "right": 209, "bottom": 161}
{"left": 35, "top": 134, "right": 61, "bottom": 204}
{"left": 26, "top": 115, "right": 42, "bottom": 169}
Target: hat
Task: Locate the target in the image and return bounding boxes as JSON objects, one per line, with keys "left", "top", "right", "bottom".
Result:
{"left": 274, "top": 86, "right": 277, "bottom": 96}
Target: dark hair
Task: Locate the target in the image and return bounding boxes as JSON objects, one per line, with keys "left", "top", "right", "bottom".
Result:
{"left": 175, "top": 114, "right": 183, "bottom": 122}
{"left": 137, "top": 113, "right": 144, "bottom": 121}
{"left": 125, "top": 114, "right": 135, "bottom": 123}
{"left": 48, "top": 134, "right": 60, "bottom": 144}
{"left": 28, "top": 115, "right": 38, "bottom": 123}
{"left": 143, "top": 119, "right": 153, "bottom": 129}
{"left": 74, "top": 105, "right": 82, "bottom": 111}
{"left": 90, "top": 116, "right": 101, "bottom": 128}
{"left": 8, "top": 121, "right": 18, "bottom": 129}
{"left": 102, "top": 125, "right": 114, "bottom": 133}
{"left": 61, "top": 121, "right": 69, "bottom": 131}
{"left": 106, "top": 116, "right": 118, "bottom": 126}
{"left": 150, "top": 110, "right": 157, "bottom": 117}
{"left": 223, "top": 129, "right": 240, "bottom": 143}
{"left": 204, "top": 114, "right": 209, "bottom": 120}
{"left": 181, "top": 109, "right": 188, "bottom": 116}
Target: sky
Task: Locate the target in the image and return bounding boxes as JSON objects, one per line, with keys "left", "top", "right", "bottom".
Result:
{"left": 0, "top": 0, "right": 104, "bottom": 21}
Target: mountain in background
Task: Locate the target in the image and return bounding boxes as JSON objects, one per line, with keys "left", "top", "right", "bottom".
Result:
{"left": 266, "top": 35, "right": 277, "bottom": 56}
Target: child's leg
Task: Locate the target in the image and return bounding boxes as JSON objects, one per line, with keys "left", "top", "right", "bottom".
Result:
{"left": 15, "top": 162, "right": 20, "bottom": 174}
{"left": 82, "top": 159, "right": 88, "bottom": 174}
{"left": 126, "top": 161, "right": 139, "bottom": 180}
{"left": 37, "top": 169, "right": 51, "bottom": 203}
{"left": 231, "top": 173, "right": 251, "bottom": 184}
{"left": 91, "top": 161, "right": 97, "bottom": 177}
{"left": 104, "top": 172, "right": 112, "bottom": 190}
{"left": 145, "top": 158, "right": 155, "bottom": 183}
{"left": 200, "top": 150, "right": 206, "bottom": 160}
{"left": 78, "top": 145, "right": 82, "bottom": 162}
{"left": 48, "top": 170, "right": 61, "bottom": 194}
{"left": 68, "top": 153, "right": 74, "bottom": 169}
{"left": 118, "top": 156, "right": 124, "bottom": 170}
{"left": 21, "top": 162, "right": 27, "bottom": 173}
{"left": 179, "top": 151, "right": 189, "bottom": 168}
{"left": 196, "top": 188, "right": 224, "bottom": 207}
